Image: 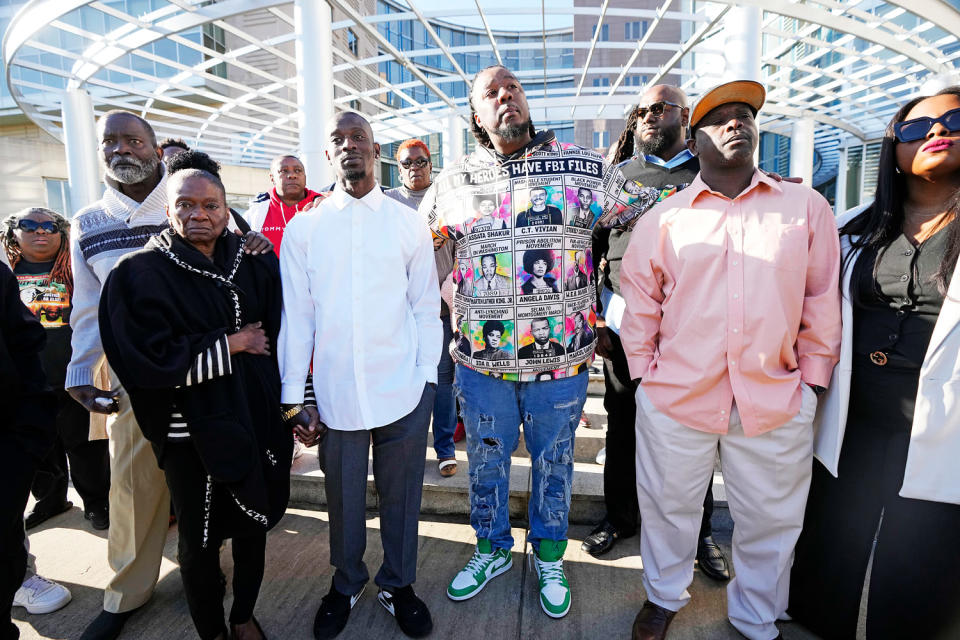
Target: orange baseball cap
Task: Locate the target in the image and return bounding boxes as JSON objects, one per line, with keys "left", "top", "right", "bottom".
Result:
{"left": 689, "top": 80, "right": 765, "bottom": 129}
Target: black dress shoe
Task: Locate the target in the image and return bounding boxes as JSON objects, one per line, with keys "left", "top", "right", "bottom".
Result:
{"left": 24, "top": 500, "right": 73, "bottom": 530}
{"left": 581, "top": 520, "right": 633, "bottom": 557}
{"left": 79, "top": 608, "right": 138, "bottom": 640}
{"left": 632, "top": 600, "right": 677, "bottom": 640}
{"left": 313, "top": 583, "right": 362, "bottom": 639}
{"left": 84, "top": 505, "right": 110, "bottom": 531}
{"left": 696, "top": 536, "right": 730, "bottom": 582}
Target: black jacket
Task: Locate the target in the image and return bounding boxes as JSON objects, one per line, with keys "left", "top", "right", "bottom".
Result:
{"left": 0, "top": 263, "right": 55, "bottom": 460}
{"left": 100, "top": 229, "right": 291, "bottom": 531}
{"left": 593, "top": 154, "right": 700, "bottom": 307}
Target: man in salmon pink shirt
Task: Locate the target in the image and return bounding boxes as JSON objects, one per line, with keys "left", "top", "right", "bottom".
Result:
{"left": 620, "top": 80, "right": 841, "bottom": 640}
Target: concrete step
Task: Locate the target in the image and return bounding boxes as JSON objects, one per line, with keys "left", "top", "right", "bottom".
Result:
{"left": 288, "top": 367, "right": 726, "bottom": 527}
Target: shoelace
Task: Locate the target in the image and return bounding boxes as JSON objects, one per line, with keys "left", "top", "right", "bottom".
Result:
{"left": 464, "top": 550, "right": 495, "bottom": 575}
{"left": 536, "top": 558, "right": 565, "bottom": 584}
{"left": 22, "top": 575, "right": 56, "bottom": 596}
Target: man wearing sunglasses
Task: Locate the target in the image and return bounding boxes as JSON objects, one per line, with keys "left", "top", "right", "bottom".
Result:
{"left": 588, "top": 85, "right": 729, "bottom": 585}
{"left": 386, "top": 140, "right": 460, "bottom": 479}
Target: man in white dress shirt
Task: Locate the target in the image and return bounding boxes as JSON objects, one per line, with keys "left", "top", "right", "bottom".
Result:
{"left": 278, "top": 112, "right": 441, "bottom": 640}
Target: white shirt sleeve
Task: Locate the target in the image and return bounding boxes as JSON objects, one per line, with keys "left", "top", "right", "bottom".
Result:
{"left": 278, "top": 217, "right": 316, "bottom": 403}
{"left": 65, "top": 226, "right": 106, "bottom": 389}
{"left": 406, "top": 214, "right": 442, "bottom": 384}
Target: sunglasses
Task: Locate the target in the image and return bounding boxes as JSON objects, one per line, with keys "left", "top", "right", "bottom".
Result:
{"left": 17, "top": 219, "right": 58, "bottom": 233}
{"left": 894, "top": 107, "right": 960, "bottom": 143}
{"left": 636, "top": 100, "right": 684, "bottom": 120}
{"left": 400, "top": 157, "right": 430, "bottom": 169}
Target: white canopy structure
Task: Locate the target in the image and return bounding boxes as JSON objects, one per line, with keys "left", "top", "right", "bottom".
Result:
{"left": 4, "top": 0, "right": 960, "bottom": 205}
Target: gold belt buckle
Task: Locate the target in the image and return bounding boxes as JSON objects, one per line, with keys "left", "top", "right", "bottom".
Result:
{"left": 869, "top": 351, "right": 887, "bottom": 366}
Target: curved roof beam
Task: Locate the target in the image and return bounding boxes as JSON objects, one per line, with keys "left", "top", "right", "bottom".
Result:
{"left": 646, "top": 5, "right": 730, "bottom": 90}
{"left": 326, "top": 0, "right": 463, "bottom": 116}
{"left": 406, "top": 0, "right": 472, "bottom": 86}
{"left": 598, "top": 0, "right": 673, "bottom": 116}
{"left": 473, "top": 0, "right": 502, "bottom": 65}
{"left": 709, "top": 0, "right": 949, "bottom": 73}
{"left": 761, "top": 103, "right": 865, "bottom": 140}
{"left": 62, "top": 0, "right": 290, "bottom": 89}
{"left": 570, "top": 0, "right": 609, "bottom": 118}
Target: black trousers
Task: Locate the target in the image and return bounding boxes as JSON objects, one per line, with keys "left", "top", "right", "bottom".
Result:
{"left": 789, "top": 359, "right": 960, "bottom": 640}
{"left": 164, "top": 443, "right": 266, "bottom": 640}
{"left": 602, "top": 330, "right": 713, "bottom": 538}
{"left": 30, "top": 390, "right": 109, "bottom": 514}
{"left": 1, "top": 438, "right": 38, "bottom": 640}
{"left": 322, "top": 384, "right": 434, "bottom": 596}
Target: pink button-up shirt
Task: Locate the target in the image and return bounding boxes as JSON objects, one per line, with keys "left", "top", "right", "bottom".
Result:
{"left": 620, "top": 169, "right": 841, "bottom": 436}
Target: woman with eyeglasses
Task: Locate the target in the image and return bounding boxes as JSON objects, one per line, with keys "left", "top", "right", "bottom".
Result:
{"left": 0, "top": 208, "right": 111, "bottom": 533}
{"left": 788, "top": 87, "right": 960, "bottom": 639}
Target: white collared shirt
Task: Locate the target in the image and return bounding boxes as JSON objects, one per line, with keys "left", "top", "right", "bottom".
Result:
{"left": 278, "top": 184, "right": 442, "bottom": 430}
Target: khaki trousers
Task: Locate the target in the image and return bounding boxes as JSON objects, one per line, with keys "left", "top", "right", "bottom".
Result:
{"left": 103, "top": 368, "right": 170, "bottom": 613}
{"left": 634, "top": 384, "right": 816, "bottom": 640}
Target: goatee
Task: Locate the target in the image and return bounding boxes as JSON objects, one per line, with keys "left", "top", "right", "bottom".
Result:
{"left": 104, "top": 153, "right": 159, "bottom": 185}
{"left": 495, "top": 119, "right": 532, "bottom": 141}
{"left": 636, "top": 125, "right": 681, "bottom": 159}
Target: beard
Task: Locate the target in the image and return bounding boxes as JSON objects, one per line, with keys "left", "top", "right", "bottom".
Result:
{"left": 494, "top": 118, "right": 531, "bottom": 141}
{"left": 344, "top": 168, "right": 366, "bottom": 181}
{"left": 636, "top": 125, "right": 681, "bottom": 159}
{"left": 104, "top": 153, "right": 158, "bottom": 185}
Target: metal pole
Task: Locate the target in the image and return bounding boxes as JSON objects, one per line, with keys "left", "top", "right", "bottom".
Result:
{"left": 723, "top": 6, "right": 761, "bottom": 82}
{"left": 294, "top": 0, "right": 335, "bottom": 189}
{"left": 790, "top": 117, "right": 816, "bottom": 186}
{"left": 443, "top": 115, "right": 465, "bottom": 169}
{"left": 835, "top": 145, "right": 848, "bottom": 214}
{"left": 60, "top": 88, "right": 101, "bottom": 214}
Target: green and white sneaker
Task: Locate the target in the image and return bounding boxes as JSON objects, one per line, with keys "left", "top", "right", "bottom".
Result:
{"left": 447, "top": 538, "right": 513, "bottom": 601}
{"left": 533, "top": 539, "right": 571, "bottom": 618}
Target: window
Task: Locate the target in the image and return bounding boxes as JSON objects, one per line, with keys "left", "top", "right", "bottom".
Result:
{"left": 44, "top": 178, "right": 73, "bottom": 217}
{"left": 592, "top": 130, "right": 610, "bottom": 150}
{"left": 625, "top": 75, "right": 647, "bottom": 87}
{"left": 592, "top": 24, "right": 609, "bottom": 41}
{"left": 625, "top": 21, "right": 648, "bottom": 41}
{"left": 592, "top": 77, "right": 610, "bottom": 88}
{"left": 347, "top": 28, "right": 359, "bottom": 56}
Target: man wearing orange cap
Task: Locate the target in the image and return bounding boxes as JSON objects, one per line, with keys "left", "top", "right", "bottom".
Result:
{"left": 619, "top": 80, "right": 842, "bottom": 640}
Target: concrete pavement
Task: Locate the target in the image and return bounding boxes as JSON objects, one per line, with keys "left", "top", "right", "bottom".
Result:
{"left": 14, "top": 489, "right": 835, "bottom": 640}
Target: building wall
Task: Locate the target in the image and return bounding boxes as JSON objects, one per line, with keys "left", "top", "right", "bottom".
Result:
{"left": 0, "top": 120, "right": 262, "bottom": 217}
{"left": 572, "top": 0, "right": 682, "bottom": 152}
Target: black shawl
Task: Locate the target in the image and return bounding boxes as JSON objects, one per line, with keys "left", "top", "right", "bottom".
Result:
{"left": 99, "top": 229, "right": 290, "bottom": 533}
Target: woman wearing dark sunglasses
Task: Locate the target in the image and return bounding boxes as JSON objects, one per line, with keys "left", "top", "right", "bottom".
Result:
{"left": 789, "top": 87, "right": 960, "bottom": 639}
{"left": 0, "top": 207, "right": 112, "bottom": 534}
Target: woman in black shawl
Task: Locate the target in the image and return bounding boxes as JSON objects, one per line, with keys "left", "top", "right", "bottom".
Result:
{"left": 99, "top": 168, "right": 291, "bottom": 640}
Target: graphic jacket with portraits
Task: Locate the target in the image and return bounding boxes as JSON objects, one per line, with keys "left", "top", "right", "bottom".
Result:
{"left": 422, "top": 129, "right": 661, "bottom": 381}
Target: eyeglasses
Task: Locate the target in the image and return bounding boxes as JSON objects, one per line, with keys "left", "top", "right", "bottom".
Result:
{"left": 17, "top": 219, "right": 58, "bottom": 233}
{"left": 636, "top": 100, "right": 684, "bottom": 120}
{"left": 400, "top": 157, "right": 430, "bottom": 169}
{"left": 894, "top": 107, "right": 960, "bottom": 143}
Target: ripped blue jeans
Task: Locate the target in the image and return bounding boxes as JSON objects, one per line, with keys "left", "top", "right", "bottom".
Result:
{"left": 453, "top": 363, "right": 588, "bottom": 551}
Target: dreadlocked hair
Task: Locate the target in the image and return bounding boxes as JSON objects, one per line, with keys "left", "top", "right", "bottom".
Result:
{"left": 1, "top": 207, "right": 73, "bottom": 297}
{"left": 468, "top": 64, "right": 537, "bottom": 150}
{"left": 610, "top": 106, "right": 641, "bottom": 164}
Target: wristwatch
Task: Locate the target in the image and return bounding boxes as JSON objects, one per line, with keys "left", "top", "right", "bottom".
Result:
{"left": 281, "top": 404, "right": 305, "bottom": 422}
